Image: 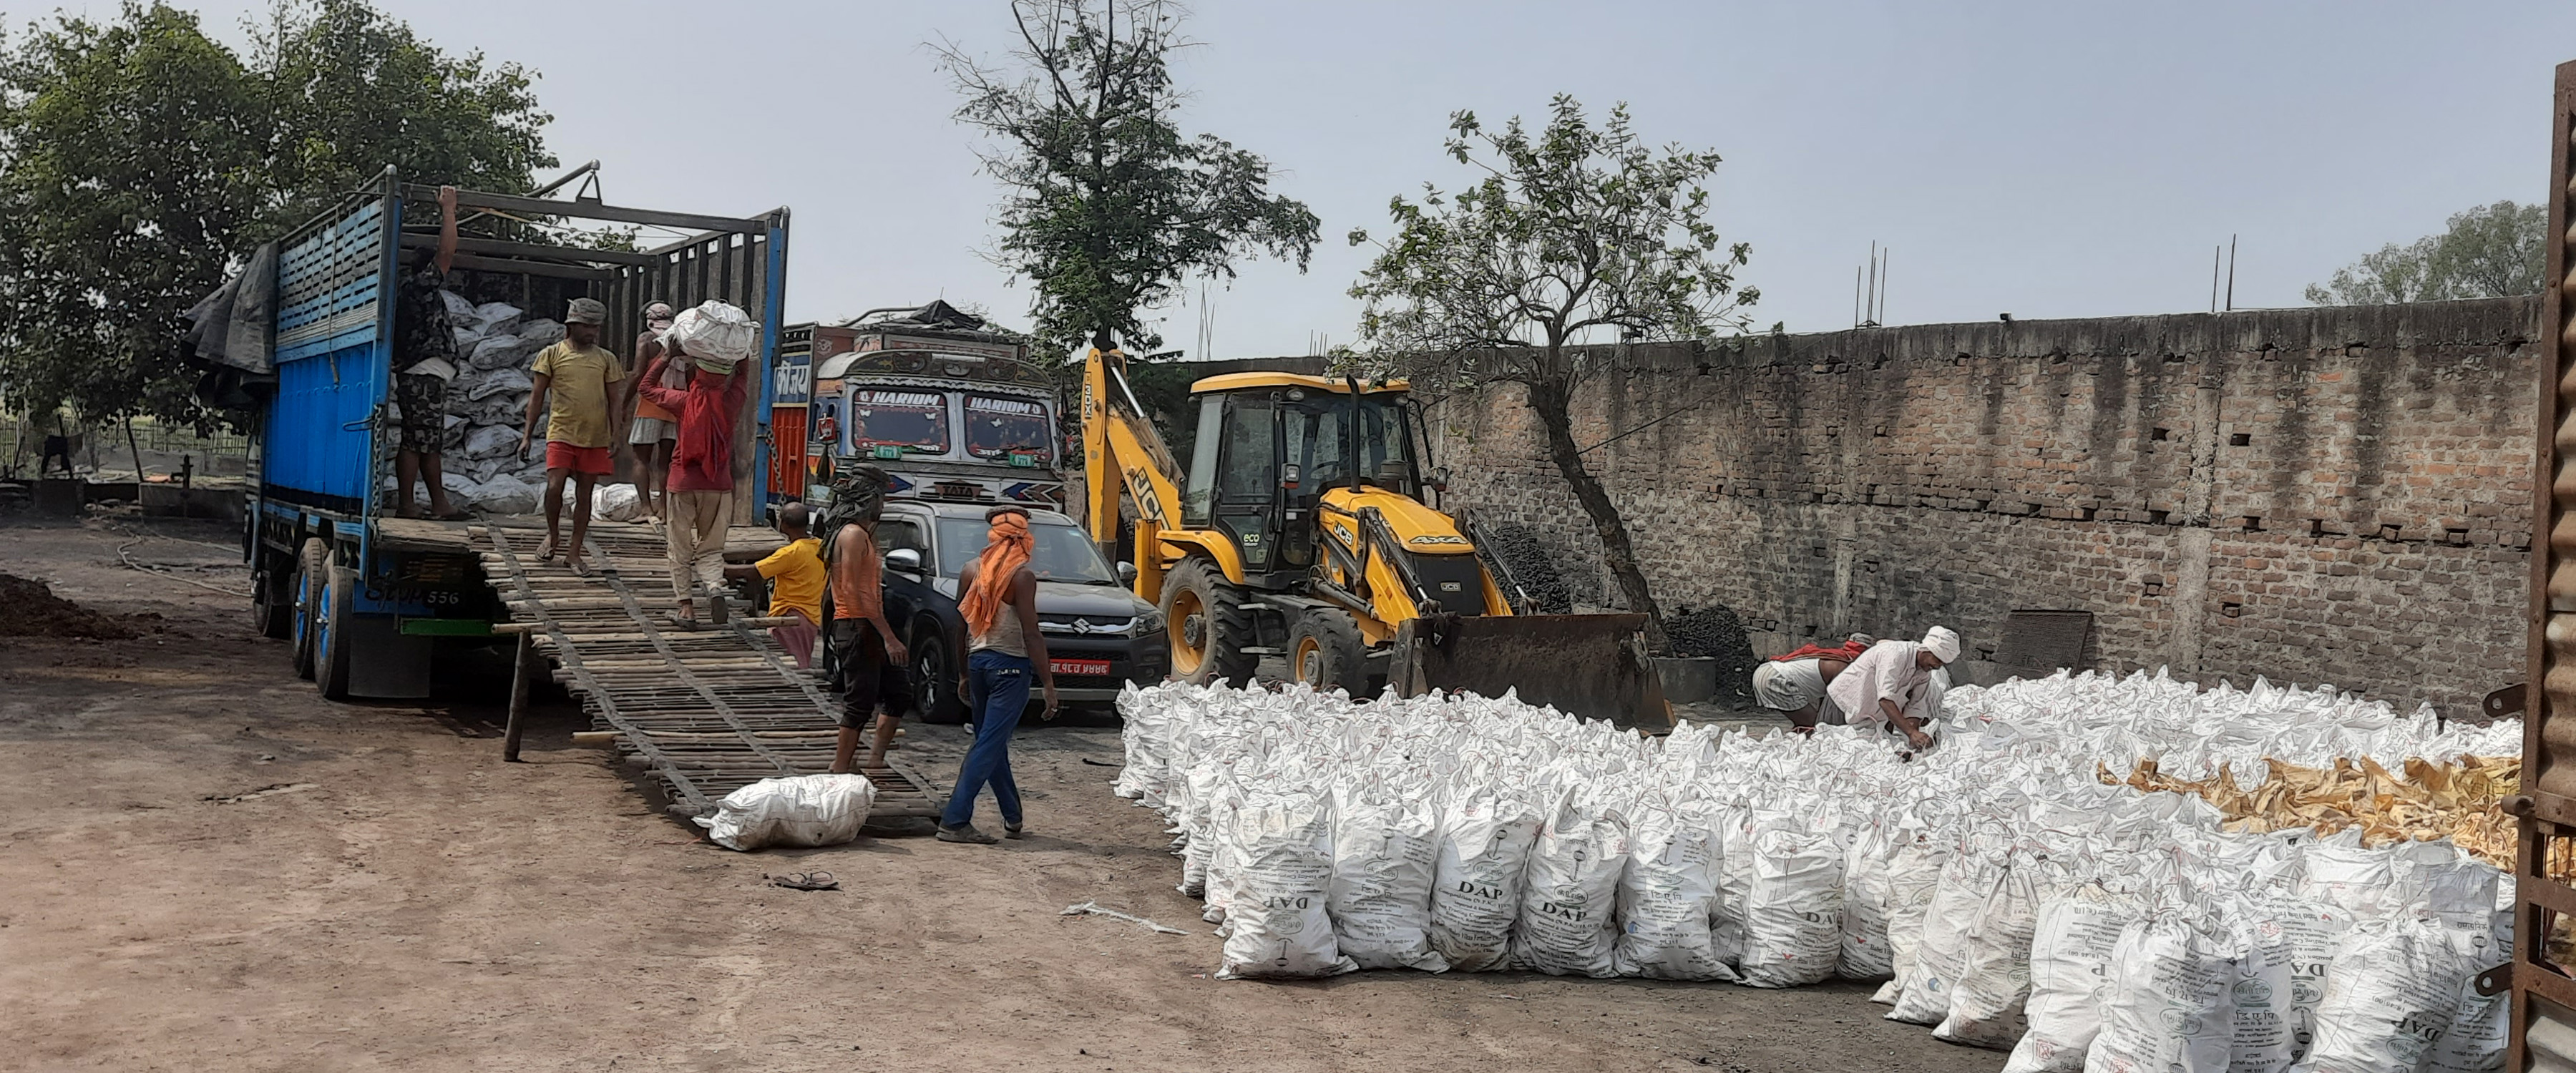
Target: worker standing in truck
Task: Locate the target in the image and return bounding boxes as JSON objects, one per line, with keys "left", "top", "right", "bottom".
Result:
{"left": 627, "top": 302, "right": 680, "bottom": 522}
{"left": 634, "top": 334, "right": 748, "bottom": 628}
{"left": 519, "top": 297, "right": 626, "bottom": 577}
{"left": 1824, "top": 626, "right": 1961, "bottom": 754}
{"left": 391, "top": 185, "right": 466, "bottom": 521}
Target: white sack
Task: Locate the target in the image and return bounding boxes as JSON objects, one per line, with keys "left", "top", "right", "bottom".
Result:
{"left": 1888, "top": 851, "right": 1987, "bottom": 1022}
{"left": 1737, "top": 823, "right": 1844, "bottom": 988}
{"left": 1935, "top": 856, "right": 2044, "bottom": 1049}
{"left": 2424, "top": 976, "right": 2507, "bottom": 1073}
{"left": 1711, "top": 804, "right": 1756, "bottom": 969}
{"left": 1839, "top": 817, "right": 1897, "bottom": 980}
{"left": 691, "top": 773, "right": 875, "bottom": 851}
{"left": 462, "top": 368, "right": 534, "bottom": 401}
{"left": 1214, "top": 793, "right": 1357, "bottom": 980}
{"left": 462, "top": 424, "right": 520, "bottom": 459}
{"left": 2004, "top": 883, "right": 2145, "bottom": 1073}
{"left": 592, "top": 482, "right": 645, "bottom": 523}
{"left": 1873, "top": 833, "right": 1946, "bottom": 1006}
{"left": 469, "top": 474, "right": 540, "bottom": 515}
{"left": 1613, "top": 805, "right": 1735, "bottom": 981}
{"left": 2289, "top": 916, "right": 2477, "bottom": 1073}
{"left": 1429, "top": 795, "right": 1540, "bottom": 972}
{"left": 2084, "top": 911, "right": 2235, "bottom": 1073}
{"left": 1328, "top": 785, "right": 1448, "bottom": 971}
{"left": 1509, "top": 793, "right": 1626, "bottom": 978}
{"left": 2225, "top": 907, "right": 2298, "bottom": 1073}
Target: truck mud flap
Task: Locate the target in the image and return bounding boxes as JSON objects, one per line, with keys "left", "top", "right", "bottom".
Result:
{"left": 1387, "top": 612, "right": 1674, "bottom": 733}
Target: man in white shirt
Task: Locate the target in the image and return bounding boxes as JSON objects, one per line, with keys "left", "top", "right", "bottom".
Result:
{"left": 1824, "top": 625, "right": 1961, "bottom": 753}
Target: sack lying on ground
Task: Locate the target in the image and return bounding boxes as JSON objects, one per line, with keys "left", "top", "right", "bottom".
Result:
{"left": 2003, "top": 882, "right": 2145, "bottom": 1073}
{"left": 1430, "top": 795, "right": 1540, "bottom": 972}
{"left": 1738, "top": 821, "right": 1845, "bottom": 988}
{"left": 693, "top": 773, "right": 876, "bottom": 851}
{"left": 1613, "top": 801, "right": 1735, "bottom": 981}
{"left": 1215, "top": 792, "right": 1356, "bottom": 980}
{"left": 1511, "top": 790, "right": 1626, "bottom": 978}
{"left": 1329, "top": 782, "right": 1448, "bottom": 972}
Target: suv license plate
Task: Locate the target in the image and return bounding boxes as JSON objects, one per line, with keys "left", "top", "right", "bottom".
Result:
{"left": 1051, "top": 658, "right": 1111, "bottom": 676}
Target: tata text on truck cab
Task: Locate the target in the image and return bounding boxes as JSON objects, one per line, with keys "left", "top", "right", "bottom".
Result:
{"left": 769, "top": 301, "right": 1063, "bottom": 514}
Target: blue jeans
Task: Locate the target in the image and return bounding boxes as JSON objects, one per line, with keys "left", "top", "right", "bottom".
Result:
{"left": 941, "top": 650, "right": 1030, "bottom": 829}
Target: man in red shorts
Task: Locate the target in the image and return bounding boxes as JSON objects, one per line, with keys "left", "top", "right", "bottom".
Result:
{"left": 519, "top": 296, "right": 627, "bottom": 576}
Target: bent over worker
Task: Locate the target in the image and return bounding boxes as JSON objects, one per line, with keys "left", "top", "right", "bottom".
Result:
{"left": 1823, "top": 625, "right": 1961, "bottom": 754}
{"left": 1750, "top": 633, "right": 1875, "bottom": 733}
{"left": 723, "top": 501, "right": 825, "bottom": 668}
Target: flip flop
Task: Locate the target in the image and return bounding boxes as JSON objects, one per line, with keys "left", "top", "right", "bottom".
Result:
{"left": 770, "top": 871, "right": 838, "bottom": 891}
{"left": 665, "top": 613, "right": 701, "bottom": 632}
{"left": 535, "top": 539, "right": 557, "bottom": 564}
{"left": 567, "top": 559, "right": 593, "bottom": 578}
{"left": 434, "top": 509, "right": 474, "bottom": 521}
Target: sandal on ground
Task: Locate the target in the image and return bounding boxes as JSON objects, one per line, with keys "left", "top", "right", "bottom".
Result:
{"left": 567, "top": 559, "right": 593, "bottom": 578}
{"left": 770, "top": 871, "right": 838, "bottom": 891}
{"left": 936, "top": 823, "right": 1000, "bottom": 845}
{"left": 535, "top": 538, "right": 558, "bottom": 564}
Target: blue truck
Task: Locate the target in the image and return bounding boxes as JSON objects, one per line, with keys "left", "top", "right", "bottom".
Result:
{"left": 220, "top": 168, "right": 789, "bottom": 700}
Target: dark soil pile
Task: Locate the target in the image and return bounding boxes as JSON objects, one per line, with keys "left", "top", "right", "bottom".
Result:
{"left": 0, "top": 572, "right": 147, "bottom": 640}
{"left": 1483, "top": 523, "right": 1573, "bottom": 614}
{"left": 1661, "top": 604, "right": 1757, "bottom": 700}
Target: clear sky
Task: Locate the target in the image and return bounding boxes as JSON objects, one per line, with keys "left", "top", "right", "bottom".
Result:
{"left": 34, "top": 0, "right": 2576, "bottom": 356}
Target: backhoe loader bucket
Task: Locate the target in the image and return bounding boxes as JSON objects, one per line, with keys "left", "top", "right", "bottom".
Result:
{"left": 1387, "top": 613, "right": 1674, "bottom": 733}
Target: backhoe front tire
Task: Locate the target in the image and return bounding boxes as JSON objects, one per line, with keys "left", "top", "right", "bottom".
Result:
{"left": 1161, "top": 557, "right": 1257, "bottom": 687}
{"left": 1289, "top": 608, "right": 1367, "bottom": 697}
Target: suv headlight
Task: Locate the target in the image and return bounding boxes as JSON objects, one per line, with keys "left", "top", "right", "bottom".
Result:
{"left": 1130, "top": 609, "right": 1166, "bottom": 637}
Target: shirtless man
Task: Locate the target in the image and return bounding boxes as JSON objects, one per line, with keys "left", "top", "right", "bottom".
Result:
{"left": 824, "top": 465, "right": 908, "bottom": 773}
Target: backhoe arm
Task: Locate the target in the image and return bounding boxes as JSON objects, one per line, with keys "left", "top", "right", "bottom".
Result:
{"left": 1082, "top": 348, "right": 1189, "bottom": 603}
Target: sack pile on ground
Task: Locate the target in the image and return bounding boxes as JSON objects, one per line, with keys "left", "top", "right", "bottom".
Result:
{"left": 383, "top": 293, "right": 566, "bottom": 513}
{"left": 1114, "top": 669, "right": 2521, "bottom": 1071}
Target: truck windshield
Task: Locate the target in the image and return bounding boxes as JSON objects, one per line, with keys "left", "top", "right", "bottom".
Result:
{"left": 852, "top": 389, "right": 948, "bottom": 453}
{"left": 933, "top": 517, "right": 1121, "bottom": 586}
{"left": 963, "top": 393, "right": 1054, "bottom": 464}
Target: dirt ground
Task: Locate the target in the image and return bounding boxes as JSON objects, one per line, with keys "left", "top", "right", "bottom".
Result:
{"left": 0, "top": 514, "right": 2001, "bottom": 1073}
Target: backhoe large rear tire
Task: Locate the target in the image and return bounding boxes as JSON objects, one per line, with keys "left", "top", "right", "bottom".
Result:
{"left": 1289, "top": 608, "right": 1367, "bottom": 697}
{"left": 1161, "top": 557, "right": 1257, "bottom": 687}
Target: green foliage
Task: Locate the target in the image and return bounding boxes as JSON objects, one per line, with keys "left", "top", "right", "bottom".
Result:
{"left": 0, "top": 0, "right": 553, "bottom": 431}
{"left": 936, "top": 0, "right": 1318, "bottom": 359}
{"left": 1348, "top": 96, "right": 1757, "bottom": 396}
{"left": 2305, "top": 200, "right": 2546, "bottom": 306}
{"left": 1347, "top": 97, "right": 1758, "bottom": 629}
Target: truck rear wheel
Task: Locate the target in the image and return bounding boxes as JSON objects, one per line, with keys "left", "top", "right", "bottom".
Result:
{"left": 314, "top": 565, "right": 357, "bottom": 702}
{"left": 1289, "top": 608, "right": 1367, "bottom": 696}
{"left": 292, "top": 538, "right": 327, "bottom": 680}
{"left": 250, "top": 554, "right": 293, "bottom": 640}
{"left": 1161, "top": 557, "right": 1257, "bottom": 687}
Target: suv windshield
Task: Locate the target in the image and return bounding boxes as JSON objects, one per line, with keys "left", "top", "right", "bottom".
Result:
{"left": 852, "top": 389, "right": 948, "bottom": 453}
{"left": 933, "top": 516, "right": 1120, "bottom": 585}
{"left": 964, "top": 393, "right": 1054, "bottom": 464}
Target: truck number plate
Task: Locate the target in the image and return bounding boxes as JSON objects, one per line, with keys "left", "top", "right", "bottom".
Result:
{"left": 1051, "top": 659, "right": 1111, "bottom": 676}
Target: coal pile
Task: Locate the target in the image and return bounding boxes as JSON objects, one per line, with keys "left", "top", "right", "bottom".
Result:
{"left": 1481, "top": 522, "right": 1571, "bottom": 614}
{"left": 0, "top": 572, "right": 151, "bottom": 640}
{"left": 1660, "top": 604, "right": 1755, "bottom": 700}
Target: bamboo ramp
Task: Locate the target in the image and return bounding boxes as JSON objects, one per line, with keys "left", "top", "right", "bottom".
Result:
{"left": 470, "top": 521, "right": 941, "bottom": 825}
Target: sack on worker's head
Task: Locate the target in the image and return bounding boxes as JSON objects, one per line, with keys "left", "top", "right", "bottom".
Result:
{"left": 665, "top": 300, "right": 757, "bottom": 368}
{"left": 692, "top": 773, "right": 876, "bottom": 851}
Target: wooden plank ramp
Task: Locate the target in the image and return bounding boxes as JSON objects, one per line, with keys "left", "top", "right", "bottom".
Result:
{"left": 469, "top": 521, "right": 942, "bottom": 827}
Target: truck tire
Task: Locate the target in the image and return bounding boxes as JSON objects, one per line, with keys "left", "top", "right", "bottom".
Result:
{"left": 1160, "top": 557, "right": 1257, "bottom": 687}
{"left": 314, "top": 565, "right": 357, "bottom": 702}
{"left": 292, "top": 538, "right": 328, "bottom": 680}
{"left": 250, "top": 553, "right": 293, "bottom": 640}
{"left": 1289, "top": 608, "right": 1367, "bottom": 696}
{"left": 910, "top": 630, "right": 970, "bottom": 725}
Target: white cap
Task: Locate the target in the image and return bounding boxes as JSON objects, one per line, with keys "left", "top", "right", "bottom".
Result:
{"left": 1921, "top": 626, "right": 1961, "bottom": 664}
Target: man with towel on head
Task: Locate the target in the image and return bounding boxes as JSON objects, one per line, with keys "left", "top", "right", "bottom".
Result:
{"left": 936, "top": 506, "right": 1058, "bottom": 845}
{"left": 1825, "top": 625, "right": 1961, "bottom": 755}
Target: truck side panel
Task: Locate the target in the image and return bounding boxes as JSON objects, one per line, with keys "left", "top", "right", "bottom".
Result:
{"left": 264, "top": 194, "right": 396, "bottom": 514}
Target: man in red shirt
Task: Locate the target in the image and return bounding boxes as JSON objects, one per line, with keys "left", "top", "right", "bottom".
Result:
{"left": 633, "top": 336, "right": 749, "bottom": 629}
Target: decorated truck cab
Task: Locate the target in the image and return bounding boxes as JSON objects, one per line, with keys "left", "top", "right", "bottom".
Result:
{"left": 771, "top": 301, "right": 1063, "bottom": 511}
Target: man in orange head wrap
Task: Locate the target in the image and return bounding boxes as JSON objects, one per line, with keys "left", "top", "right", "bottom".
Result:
{"left": 937, "top": 506, "right": 1058, "bottom": 844}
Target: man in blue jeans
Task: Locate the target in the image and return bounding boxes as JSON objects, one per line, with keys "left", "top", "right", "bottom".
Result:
{"left": 938, "top": 507, "right": 1059, "bottom": 844}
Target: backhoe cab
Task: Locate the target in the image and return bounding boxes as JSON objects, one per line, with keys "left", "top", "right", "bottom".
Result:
{"left": 1082, "top": 349, "right": 1670, "bottom": 730}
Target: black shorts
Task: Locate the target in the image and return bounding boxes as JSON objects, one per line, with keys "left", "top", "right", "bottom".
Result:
{"left": 831, "top": 619, "right": 909, "bottom": 727}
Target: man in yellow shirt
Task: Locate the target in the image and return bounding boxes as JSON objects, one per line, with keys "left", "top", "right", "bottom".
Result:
{"left": 726, "top": 501, "right": 826, "bottom": 667}
{"left": 519, "top": 297, "right": 627, "bottom": 576}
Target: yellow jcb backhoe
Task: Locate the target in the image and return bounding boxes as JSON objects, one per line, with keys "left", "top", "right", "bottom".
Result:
{"left": 1080, "top": 348, "right": 1671, "bottom": 731}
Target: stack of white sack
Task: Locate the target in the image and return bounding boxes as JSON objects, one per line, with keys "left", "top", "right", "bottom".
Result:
{"left": 383, "top": 293, "right": 570, "bottom": 513}
{"left": 1114, "top": 669, "right": 2519, "bottom": 1072}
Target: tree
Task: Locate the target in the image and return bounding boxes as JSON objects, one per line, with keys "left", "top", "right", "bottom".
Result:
{"left": 935, "top": 0, "right": 1319, "bottom": 359}
{"left": 2305, "top": 200, "right": 2545, "bottom": 306}
{"left": 0, "top": 3, "right": 265, "bottom": 430}
{"left": 1348, "top": 97, "right": 1758, "bottom": 632}
{"left": 0, "top": 0, "right": 554, "bottom": 431}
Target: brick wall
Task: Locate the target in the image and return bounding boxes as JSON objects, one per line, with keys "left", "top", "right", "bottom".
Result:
{"left": 1428, "top": 297, "right": 2541, "bottom": 716}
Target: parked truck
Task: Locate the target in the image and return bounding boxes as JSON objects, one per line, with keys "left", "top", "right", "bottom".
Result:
{"left": 213, "top": 167, "right": 789, "bottom": 700}
{"left": 771, "top": 301, "right": 1064, "bottom": 513}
